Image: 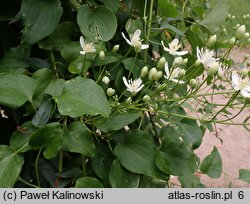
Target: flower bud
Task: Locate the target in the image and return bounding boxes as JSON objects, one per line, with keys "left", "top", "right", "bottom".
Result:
{"left": 178, "top": 69, "right": 186, "bottom": 79}
{"left": 241, "top": 68, "right": 249, "bottom": 77}
{"left": 222, "top": 28, "right": 227, "bottom": 34}
{"left": 208, "top": 63, "right": 219, "bottom": 76}
{"left": 157, "top": 57, "right": 166, "bottom": 69}
{"left": 99, "top": 51, "right": 105, "bottom": 60}
{"left": 231, "top": 15, "right": 235, "bottom": 20}
{"left": 112, "top": 45, "right": 120, "bottom": 52}
{"left": 235, "top": 24, "right": 240, "bottom": 29}
{"left": 227, "top": 13, "right": 232, "bottom": 19}
{"left": 183, "top": 58, "right": 188, "bottom": 64}
{"left": 235, "top": 25, "right": 246, "bottom": 39}
{"left": 148, "top": 68, "right": 158, "bottom": 81}
{"left": 173, "top": 57, "right": 183, "bottom": 67}
{"left": 143, "top": 95, "right": 151, "bottom": 103}
{"left": 102, "top": 76, "right": 110, "bottom": 84}
{"left": 189, "top": 79, "right": 197, "bottom": 89}
{"left": 155, "top": 71, "right": 163, "bottom": 80}
{"left": 228, "top": 37, "right": 236, "bottom": 46}
{"left": 194, "top": 59, "right": 201, "bottom": 67}
{"left": 140, "top": 66, "right": 148, "bottom": 78}
{"left": 206, "top": 35, "right": 217, "bottom": 47}
{"left": 107, "top": 88, "right": 115, "bottom": 96}
{"left": 134, "top": 41, "right": 142, "bottom": 53}
{"left": 244, "top": 32, "right": 250, "bottom": 38}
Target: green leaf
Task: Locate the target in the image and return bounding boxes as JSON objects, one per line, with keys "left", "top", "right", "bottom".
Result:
{"left": 95, "top": 111, "right": 141, "bottom": 133}
{"left": 123, "top": 57, "right": 144, "bottom": 78}
{"left": 156, "top": 126, "right": 198, "bottom": 176}
{"left": 77, "top": 5, "right": 117, "bottom": 41}
{"left": 200, "top": 0, "right": 229, "bottom": 33}
{"left": 178, "top": 174, "right": 205, "bottom": 187}
{"left": 45, "top": 78, "right": 65, "bottom": 97}
{"left": 92, "top": 141, "right": 115, "bottom": 186}
{"left": 239, "top": 169, "right": 250, "bottom": 183}
{"left": 160, "top": 21, "right": 184, "bottom": 36}
{"left": 125, "top": 19, "right": 143, "bottom": 35}
{"left": 200, "top": 146, "right": 222, "bottom": 178}
{"left": 55, "top": 77, "right": 111, "bottom": 118}
{"left": 62, "top": 122, "right": 95, "bottom": 157}
{"left": 93, "top": 51, "right": 122, "bottom": 67}
{"left": 0, "top": 48, "right": 29, "bottom": 74}
{"left": 0, "top": 73, "right": 37, "bottom": 108}
{"left": 21, "top": 0, "right": 63, "bottom": 44}
{"left": 158, "top": 0, "right": 179, "bottom": 18}
{"left": 10, "top": 121, "right": 37, "bottom": 153}
{"left": 109, "top": 159, "right": 140, "bottom": 188}
{"left": 60, "top": 41, "right": 97, "bottom": 74}
{"left": 179, "top": 119, "right": 204, "bottom": 150}
{"left": 75, "top": 177, "right": 103, "bottom": 188}
{"left": 39, "top": 21, "right": 77, "bottom": 51}
{"left": 114, "top": 130, "right": 165, "bottom": 179}
{"left": 0, "top": 145, "right": 24, "bottom": 187}
{"left": 32, "top": 97, "right": 53, "bottom": 127}
{"left": 98, "top": 0, "right": 120, "bottom": 12}
{"left": 32, "top": 68, "right": 53, "bottom": 98}
{"left": 29, "top": 122, "right": 63, "bottom": 159}
{"left": 138, "top": 176, "right": 167, "bottom": 188}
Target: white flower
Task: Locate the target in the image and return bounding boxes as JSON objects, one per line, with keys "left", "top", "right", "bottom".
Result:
{"left": 122, "top": 77, "right": 144, "bottom": 93}
{"left": 161, "top": 39, "right": 188, "bottom": 56}
{"left": 232, "top": 71, "right": 250, "bottom": 98}
{"left": 196, "top": 47, "right": 219, "bottom": 68}
{"left": 164, "top": 62, "right": 185, "bottom": 83}
{"left": 121, "top": 29, "right": 149, "bottom": 50}
{"left": 79, "top": 36, "right": 96, "bottom": 55}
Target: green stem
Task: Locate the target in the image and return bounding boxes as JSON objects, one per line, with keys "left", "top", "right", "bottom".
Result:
{"left": 81, "top": 154, "right": 86, "bottom": 177}
{"left": 59, "top": 151, "right": 63, "bottom": 174}
{"left": 18, "top": 176, "right": 39, "bottom": 188}
{"left": 35, "top": 148, "right": 42, "bottom": 187}
{"left": 144, "top": 0, "right": 154, "bottom": 63}
{"left": 209, "top": 90, "right": 240, "bottom": 121}
{"left": 148, "top": 111, "right": 160, "bottom": 146}
{"left": 50, "top": 51, "right": 58, "bottom": 78}
{"left": 128, "top": 53, "right": 138, "bottom": 78}
{"left": 80, "top": 54, "right": 87, "bottom": 77}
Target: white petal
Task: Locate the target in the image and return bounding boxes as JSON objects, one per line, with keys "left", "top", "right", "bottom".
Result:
{"left": 174, "top": 50, "right": 188, "bottom": 56}
{"left": 122, "top": 77, "right": 130, "bottom": 88}
{"left": 171, "top": 78, "right": 185, "bottom": 84}
{"left": 137, "top": 84, "right": 144, "bottom": 92}
{"left": 171, "top": 39, "right": 179, "bottom": 47}
{"left": 133, "top": 29, "right": 141, "bottom": 40}
{"left": 241, "top": 86, "right": 250, "bottom": 98}
{"left": 122, "top": 32, "right": 132, "bottom": 46}
{"left": 80, "top": 36, "right": 85, "bottom": 50}
{"left": 164, "top": 62, "right": 170, "bottom": 77}
{"left": 141, "top": 44, "right": 149, "bottom": 49}
{"left": 161, "top": 41, "right": 167, "bottom": 50}
{"left": 80, "top": 51, "right": 86, "bottom": 55}
{"left": 232, "top": 71, "right": 240, "bottom": 90}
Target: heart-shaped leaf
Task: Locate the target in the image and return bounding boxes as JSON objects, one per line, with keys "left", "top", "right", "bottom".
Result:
{"left": 109, "top": 159, "right": 140, "bottom": 188}
{"left": 75, "top": 177, "right": 103, "bottom": 188}
{"left": 114, "top": 130, "right": 166, "bottom": 179}
{"left": 29, "top": 122, "right": 63, "bottom": 159}
{"left": 55, "top": 77, "right": 111, "bottom": 118}
{"left": 0, "top": 73, "right": 36, "bottom": 108}
{"left": 77, "top": 5, "right": 117, "bottom": 41}
{"left": 0, "top": 145, "right": 24, "bottom": 187}
{"left": 62, "top": 122, "right": 94, "bottom": 157}
{"left": 200, "top": 146, "right": 222, "bottom": 178}
{"left": 21, "top": 0, "right": 63, "bottom": 44}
